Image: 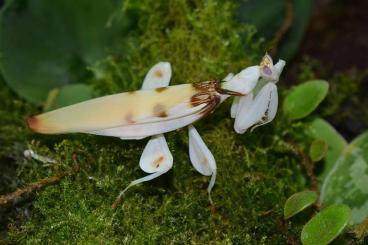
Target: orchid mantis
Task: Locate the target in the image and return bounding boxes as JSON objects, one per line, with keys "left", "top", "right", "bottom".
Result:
{"left": 27, "top": 54, "right": 285, "bottom": 204}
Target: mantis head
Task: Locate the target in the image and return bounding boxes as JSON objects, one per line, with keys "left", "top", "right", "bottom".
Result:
{"left": 227, "top": 54, "right": 286, "bottom": 133}
{"left": 220, "top": 54, "right": 286, "bottom": 96}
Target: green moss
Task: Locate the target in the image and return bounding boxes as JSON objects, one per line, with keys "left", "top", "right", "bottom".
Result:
{"left": 8, "top": 123, "right": 306, "bottom": 244}
{"left": 2, "top": 0, "right": 313, "bottom": 243}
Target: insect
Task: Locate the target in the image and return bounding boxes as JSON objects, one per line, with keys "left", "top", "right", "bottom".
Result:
{"left": 27, "top": 54, "right": 285, "bottom": 205}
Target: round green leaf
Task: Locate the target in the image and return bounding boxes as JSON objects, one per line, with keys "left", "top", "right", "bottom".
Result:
{"left": 0, "top": 0, "right": 131, "bottom": 104}
{"left": 283, "top": 80, "right": 329, "bottom": 120}
{"left": 309, "top": 140, "right": 328, "bottom": 162}
{"left": 308, "top": 118, "right": 347, "bottom": 180}
{"left": 284, "top": 190, "right": 317, "bottom": 219}
{"left": 321, "top": 131, "right": 368, "bottom": 225}
{"left": 301, "top": 204, "right": 351, "bottom": 245}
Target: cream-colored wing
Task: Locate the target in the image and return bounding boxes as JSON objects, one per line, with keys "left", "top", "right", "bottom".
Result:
{"left": 28, "top": 82, "right": 220, "bottom": 136}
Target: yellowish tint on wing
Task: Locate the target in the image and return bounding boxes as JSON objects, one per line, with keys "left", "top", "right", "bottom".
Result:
{"left": 29, "top": 84, "right": 197, "bottom": 134}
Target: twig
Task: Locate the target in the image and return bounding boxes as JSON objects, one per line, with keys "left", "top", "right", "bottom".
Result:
{"left": 279, "top": 219, "right": 300, "bottom": 245}
{"left": 270, "top": 0, "right": 294, "bottom": 56}
{"left": 300, "top": 151, "right": 318, "bottom": 192}
{"left": 111, "top": 194, "right": 123, "bottom": 209}
{"left": 0, "top": 154, "right": 80, "bottom": 205}
{"left": 285, "top": 140, "right": 318, "bottom": 192}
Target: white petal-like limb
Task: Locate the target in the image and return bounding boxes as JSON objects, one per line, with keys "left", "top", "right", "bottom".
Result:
{"left": 235, "top": 93, "right": 254, "bottom": 120}
{"left": 188, "top": 125, "right": 217, "bottom": 204}
{"left": 223, "top": 73, "right": 234, "bottom": 82}
{"left": 115, "top": 133, "right": 173, "bottom": 198}
{"left": 142, "top": 62, "right": 172, "bottom": 90}
{"left": 231, "top": 92, "right": 254, "bottom": 119}
{"left": 140, "top": 134, "right": 173, "bottom": 173}
{"left": 230, "top": 97, "right": 239, "bottom": 118}
{"left": 220, "top": 66, "right": 260, "bottom": 95}
{"left": 234, "top": 82, "right": 278, "bottom": 134}
{"left": 274, "top": 60, "right": 286, "bottom": 78}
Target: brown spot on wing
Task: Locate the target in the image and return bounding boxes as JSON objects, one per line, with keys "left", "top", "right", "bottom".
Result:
{"left": 202, "top": 157, "right": 209, "bottom": 166}
{"left": 27, "top": 116, "right": 40, "bottom": 132}
{"left": 125, "top": 112, "right": 135, "bottom": 124}
{"left": 153, "top": 104, "right": 168, "bottom": 118}
{"left": 153, "top": 155, "right": 165, "bottom": 168}
{"left": 154, "top": 69, "right": 163, "bottom": 78}
{"left": 155, "top": 87, "right": 167, "bottom": 93}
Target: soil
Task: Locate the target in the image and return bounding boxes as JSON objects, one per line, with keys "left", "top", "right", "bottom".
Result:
{"left": 296, "top": 0, "right": 368, "bottom": 71}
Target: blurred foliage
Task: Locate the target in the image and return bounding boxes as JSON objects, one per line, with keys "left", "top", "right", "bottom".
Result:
{"left": 321, "top": 132, "right": 368, "bottom": 225}
{"left": 238, "top": 0, "right": 312, "bottom": 60}
{"left": 283, "top": 80, "right": 329, "bottom": 120}
{"left": 308, "top": 118, "right": 347, "bottom": 180}
{"left": 0, "top": 0, "right": 132, "bottom": 104}
{"left": 296, "top": 57, "right": 368, "bottom": 139}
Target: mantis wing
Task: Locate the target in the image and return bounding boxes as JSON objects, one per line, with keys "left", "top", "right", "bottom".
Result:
{"left": 28, "top": 82, "right": 220, "bottom": 138}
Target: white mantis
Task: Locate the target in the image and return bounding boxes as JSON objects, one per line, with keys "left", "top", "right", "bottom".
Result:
{"left": 27, "top": 54, "right": 285, "bottom": 204}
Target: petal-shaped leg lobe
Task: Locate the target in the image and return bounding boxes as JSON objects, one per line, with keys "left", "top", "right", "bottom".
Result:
{"left": 114, "top": 135, "right": 173, "bottom": 201}
{"left": 142, "top": 62, "right": 172, "bottom": 90}
{"left": 223, "top": 73, "right": 234, "bottom": 82}
{"left": 140, "top": 134, "right": 173, "bottom": 173}
{"left": 274, "top": 60, "right": 286, "bottom": 78}
{"left": 230, "top": 97, "right": 240, "bottom": 119}
{"left": 220, "top": 66, "right": 260, "bottom": 95}
{"left": 234, "top": 83, "right": 278, "bottom": 134}
{"left": 188, "top": 125, "right": 217, "bottom": 203}
{"left": 188, "top": 125, "right": 215, "bottom": 176}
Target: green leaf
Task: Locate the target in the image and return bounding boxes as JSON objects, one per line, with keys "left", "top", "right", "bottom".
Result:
{"left": 47, "top": 84, "right": 95, "bottom": 111}
{"left": 237, "top": 0, "right": 312, "bottom": 60}
{"left": 283, "top": 80, "right": 329, "bottom": 120}
{"left": 284, "top": 190, "right": 317, "bottom": 219}
{"left": 0, "top": 0, "right": 131, "bottom": 104}
{"left": 301, "top": 204, "right": 351, "bottom": 245}
{"left": 321, "top": 131, "right": 368, "bottom": 225}
{"left": 309, "top": 118, "right": 347, "bottom": 180}
{"left": 309, "top": 140, "right": 328, "bottom": 162}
